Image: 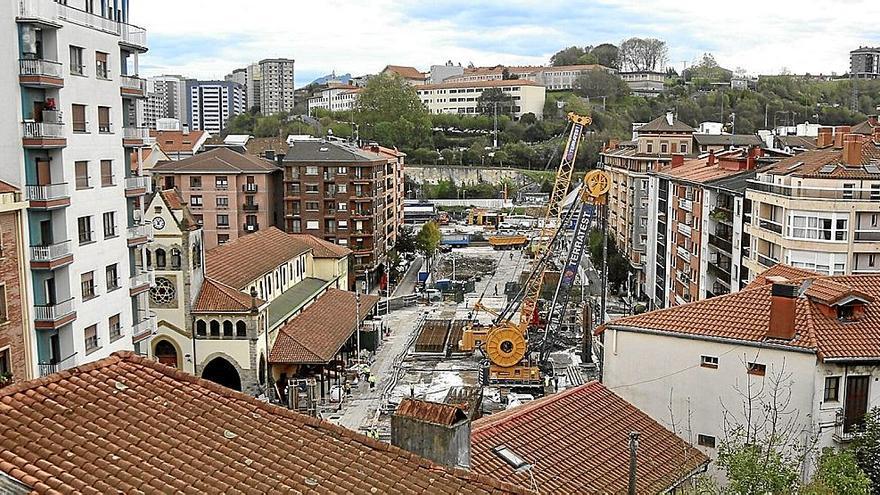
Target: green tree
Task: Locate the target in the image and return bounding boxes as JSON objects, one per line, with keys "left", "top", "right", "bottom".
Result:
{"left": 804, "top": 448, "right": 871, "bottom": 495}
{"left": 395, "top": 226, "right": 416, "bottom": 253}
{"left": 853, "top": 407, "right": 880, "bottom": 490}
{"left": 618, "top": 37, "right": 668, "bottom": 71}
{"left": 477, "top": 88, "right": 515, "bottom": 116}
{"left": 573, "top": 71, "right": 630, "bottom": 99}
{"left": 550, "top": 46, "right": 588, "bottom": 66}
{"left": 356, "top": 73, "right": 432, "bottom": 149}
{"left": 415, "top": 221, "right": 441, "bottom": 263}
{"left": 590, "top": 43, "right": 619, "bottom": 68}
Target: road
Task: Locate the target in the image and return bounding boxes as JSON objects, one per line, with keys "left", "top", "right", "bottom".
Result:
{"left": 392, "top": 256, "right": 423, "bottom": 297}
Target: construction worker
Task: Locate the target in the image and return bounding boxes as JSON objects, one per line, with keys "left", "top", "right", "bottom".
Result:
{"left": 494, "top": 284, "right": 498, "bottom": 296}
{"left": 343, "top": 380, "right": 352, "bottom": 396}
{"left": 368, "top": 374, "right": 376, "bottom": 390}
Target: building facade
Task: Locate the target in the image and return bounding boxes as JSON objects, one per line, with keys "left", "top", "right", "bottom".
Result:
{"left": 850, "top": 46, "right": 880, "bottom": 79}
{"left": 259, "top": 58, "right": 295, "bottom": 115}
{"left": 144, "top": 74, "right": 186, "bottom": 129}
{"left": 415, "top": 80, "right": 546, "bottom": 120}
{"left": 618, "top": 71, "right": 666, "bottom": 97}
{"left": 744, "top": 126, "right": 880, "bottom": 280}
{"left": 150, "top": 127, "right": 210, "bottom": 160}
{"left": 442, "top": 64, "right": 612, "bottom": 91}
{"left": 307, "top": 85, "right": 361, "bottom": 115}
{"left": 149, "top": 147, "right": 281, "bottom": 250}
{"left": 245, "top": 62, "right": 261, "bottom": 112}
{"left": 225, "top": 67, "right": 247, "bottom": 86}
{"left": 0, "top": 184, "right": 34, "bottom": 387}
{"left": 282, "top": 141, "right": 402, "bottom": 286}
{"left": 3, "top": 0, "right": 156, "bottom": 375}
{"left": 185, "top": 80, "right": 245, "bottom": 134}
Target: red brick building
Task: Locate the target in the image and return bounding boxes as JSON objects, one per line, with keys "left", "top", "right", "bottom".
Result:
{"left": 0, "top": 182, "right": 33, "bottom": 387}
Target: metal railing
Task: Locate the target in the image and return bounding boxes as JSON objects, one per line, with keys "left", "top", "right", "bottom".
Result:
{"left": 127, "top": 223, "right": 153, "bottom": 241}
{"left": 758, "top": 218, "right": 784, "bottom": 235}
{"left": 19, "top": 58, "right": 63, "bottom": 78}
{"left": 833, "top": 409, "right": 858, "bottom": 443}
{"left": 243, "top": 223, "right": 260, "bottom": 232}
{"left": 749, "top": 179, "right": 880, "bottom": 201}
{"left": 37, "top": 352, "right": 78, "bottom": 377}
{"left": 243, "top": 183, "right": 258, "bottom": 193}
{"left": 26, "top": 183, "right": 69, "bottom": 201}
{"left": 854, "top": 230, "right": 880, "bottom": 242}
{"left": 130, "top": 270, "right": 154, "bottom": 288}
{"left": 243, "top": 203, "right": 259, "bottom": 211}
{"left": 123, "top": 126, "right": 149, "bottom": 139}
{"left": 132, "top": 314, "right": 157, "bottom": 342}
{"left": 34, "top": 297, "right": 75, "bottom": 321}
{"left": 708, "top": 233, "right": 733, "bottom": 253}
{"left": 120, "top": 74, "right": 146, "bottom": 93}
{"left": 19, "top": 0, "right": 149, "bottom": 45}
{"left": 757, "top": 253, "right": 779, "bottom": 268}
{"left": 22, "top": 121, "right": 65, "bottom": 138}
{"left": 125, "top": 175, "right": 152, "bottom": 193}
{"left": 120, "top": 23, "right": 147, "bottom": 47}
{"left": 30, "top": 240, "right": 72, "bottom": 262}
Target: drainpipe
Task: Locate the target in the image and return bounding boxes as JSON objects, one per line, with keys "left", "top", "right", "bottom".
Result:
{"left": 628, "top": 431, "right": 640, "bottom": 495}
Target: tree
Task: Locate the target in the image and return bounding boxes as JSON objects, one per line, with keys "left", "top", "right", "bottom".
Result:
{"left": 356, "top": 73, "right": 432, "bottom": 149}
{"left": 501, "top": 67, "right": 519, "bottom": 80}
{"left": 804, "top": 448, "right": 871, "bottom": 495}
{"left": 477, "top": 88, "right": 515, "bottom": 116}
{"left": 573, "top": 71, "right": 630, "bottom": 99}
{"left": 591, "top": 43, "right": 619, "bottom": 68}
{"left": 415, "top": 221, "right": 441, "bottom": 264}
{"left": 550, "top": 46, "right": 588, "bottom": 66}
{"left": 618, "top": 37, "right": 668, "bottom": 72}
{"left": 395, "top": 226, "right": 416, "bottom": 253}
{"left": 853, "top": 407, "right": 880, "bottom": 490}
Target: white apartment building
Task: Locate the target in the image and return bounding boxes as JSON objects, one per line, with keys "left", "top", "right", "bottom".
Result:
{"left": 307, "top": 85, "right": 360, "bottom": 115}
{"left": 619, "top": 70, "right": 666, "bottom": 97}
{"left": 185, "top": 80, "right": 245, "bottom": 134}
{"left": 442, "top": 64, "right": 613, "bottom": 91}
{"left": 415, "top": 80, "right": 545, "bottom": 120}
{"left": 246, "top": 62, "right": 261, "bottom": 112}
{"left": 2, "top": 0, "right": 155, "bottom": 376}
{"left": 225, "top": 67, "right": 246, "bottom": 86}
{"left": 259, "top": 58, "right": 295, "bottom": 115}
{"left": 144, "top": 74, "right": 186, "bottom": 129}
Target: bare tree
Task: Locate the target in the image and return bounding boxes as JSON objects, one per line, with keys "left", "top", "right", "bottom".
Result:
{"left": 619, "top": 37, "right": 668, "bottom": 72}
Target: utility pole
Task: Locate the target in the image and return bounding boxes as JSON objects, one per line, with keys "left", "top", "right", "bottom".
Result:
{"left": 355, "top": 285, "right": 361, "bottom": 364}
{"left": 628, "top": 431, "right": 640, "bottom": 495}
{"left": 493, "top": 101, "right": 499, "bottom": 149}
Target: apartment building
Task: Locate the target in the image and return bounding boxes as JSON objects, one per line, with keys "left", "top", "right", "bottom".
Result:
{"left": 382, "top": 65, "right": 427, "bottom": 85}
{"left": 246, "top": 62, "right": 261, "bottom": 112}
{"left": 370, "top": 145, "right": 407, "bottom": 252}
{"left": 646, "top": 149, "right": 765, "bottom": 310}
{"left": 618, "top": 70, "right": 666, "bottom": 97}
{"left": 0, "top": 183, "right": 34, "bottom": 387}
{"left": 442, "top": 64, "right": 612, "bottom": 91}
{"left": 415, "top": 80, "right": 546, "bottom": 120}
{"left": 149, "top": 147, "right": 281, "bottom": 250}
{"left": 850, "top": 46, "right": 880, "bottom": 79}
{"left": 150, "top": 127, "right": 210, "bottom": 160}
{"left": 744, "top": 126, "right": 880, "bottom": 280}
{"left": 2, "top": 0, "right": 155, "bottom": 374}
{"left": 186, "top": 80, "right": 245, "bottom": 134}
{"left": 225, "top": 67, "right": 247, "bottom": 86}
{"left": 600, "top": 266, "right": 880, "bottom": 481}
{"left": 144, "top": 74, "right": 186, "bottom": 128}
{"left": 307, "top": 84, "right": 361, "bottom": 115}
{"left": 259, "top": 58, "right": 295, "bottom": 115}
{"left": 282, "top": 141, "right": 403, "bottom": 287}
{"left": 600, "top": 113, "right": 696, "bottom": 294}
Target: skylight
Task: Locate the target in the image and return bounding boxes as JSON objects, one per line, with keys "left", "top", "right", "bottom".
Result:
{"left": 493, "top": 445, "right": 531, "bottom": 472}
{"left": 819, "top": 164, "right": 837, "bottom": 174}
{"left": 865, "top": 164, "right": 880, "bottom": 174}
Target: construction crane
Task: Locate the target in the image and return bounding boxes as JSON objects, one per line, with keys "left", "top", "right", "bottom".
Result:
{"left": 460, "top": 113, "right": 609, "bottom": 387}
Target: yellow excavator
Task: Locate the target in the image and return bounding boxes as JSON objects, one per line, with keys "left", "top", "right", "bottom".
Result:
{"left": 460, "top": 113, "right": 610, "bottom": 386}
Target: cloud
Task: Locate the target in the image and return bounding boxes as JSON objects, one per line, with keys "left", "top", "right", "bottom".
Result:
{"left": 135, "top": 0, "right": 880, "bottom": 85}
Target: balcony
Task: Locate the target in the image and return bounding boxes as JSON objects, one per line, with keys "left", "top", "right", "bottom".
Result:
{"left": 18, "top": 0, "right": 148, "bottom": 48}
{"left": 22, "top": 122, "right": 66, "bottom": 148}
{"left": 129, "top": 270, "right": 154, "bottom": 296}
{"left": 854, "top": 229, "right": 880, "bottom": 242}
{"left": 25, "top": 183, "right": 70, "bottom": 209}
{"left": 120, "top": 74, "right": 146, "bottom": 98}
{"left": 122, "top": 126, "right": 152, "bottom": 147}
{"left": 120, "top": 23, "right": 148, "bottom": 51}
{"left": 19, "top": 59, "right": 64, "bottom": 88}
{"left": 749, "top": 180, "right": 880, "bottom": 202}
{"left": 30, "top": 240, "right": 73, "bottom": 270}
{"left": 127, "top": 223, "right": 153, "bottom": 246}
{"left": 132, "top": 314, "right": 157, "bottom": 344}
{"left": 242, "top": 183, "right": 259, "bottom": 193}
{"left": 708, "top": 262, "right": 732, "bottom": 281}
{"left": 678, "top": 198, "right": 693, "bottom": 212}
{"left": 757, "top": 253, "right": 779, "bottom": 268}
{"left": 833, "top": 409, "right": 858, "bottom": 443}
{"left": 758, "top": 218, "right": 783, "bottom": 235}
{"left": 708, "top": 233, "right": 733, "bottom": 254}
{"left": 34, "top": 297, "right": 76, "bottom": 329}
{"left": 352, "top": 210, "right": 373, "bottom": 218}
{"left": 124, "top": 175, "right": 152, "bottom": 197}
{"left": 242, "top": 203, "right": 259, "bottom": 212}
{"left": 37, "top": 353, "right": 78, "bottom": 378}
{"left": 677, "top": 223, "right": 692, "bottom": 237}
{"left": 243, "top": 223, "right": 260, "bottom": 232}
{"left": 676, "top": 245, "right": 690, "bottom": 262}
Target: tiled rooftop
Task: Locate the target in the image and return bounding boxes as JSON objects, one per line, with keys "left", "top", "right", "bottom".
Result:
{"left": 471, "top": 382, "right": 709, "bottom": 493}
{"left": 149, "top": 129, "right": 209, "bottom": 154}
{"left": 151, "top": 147, "right": 278, "bottom": 173}
{"left": 601, "top": 265, "right": 880, "bottom": 360}
{"left": 205, "top": 227, "right": 311, "bottom": 289}
{"left": 0, "top": 352, "right": 525, "bottom": 494}
{"left": 765, "top": 140, "right": 880, "bottom": 178}
{"left": 193, "top": 278, "right": 264, "bottom": 313}
{"left": 266, "top": 277, "right": 330, "bottom": 329}
{"left": 289, "top": 234, "right": 352, "bottom": 258}
{"left": 396, "top": 399, "right": 467, "bottom": 427}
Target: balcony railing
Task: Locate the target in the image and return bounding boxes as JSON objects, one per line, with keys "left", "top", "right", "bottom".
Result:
{"left": 30, "top": 240, "right": 72, "bottom": 262}
{"left": 244, "top": 223, "right": 259, "bottom": 232}
{"left": 242, "top": 203, "right": 259, "bottom": 212}
{"left": 120, "top": 74, "right": 146, "bottom": 93}
{"left": 26, "top": 183, "right": 70, "bottom": 202}
{"left": 833, "top": 409, "right": 859, "bottom": 443}
{"left": 132, "top": 314, "right": 157, "bottom": 343}
{"left": 243, "top": 183, "right": 258, "bottom": 193}
{"left": 130, "top": 270, "right": 154, "bottom": 288}
{"left": 854, "top": 230, "right": 880, "bottom": 242}
{"left": 37, "top": 352, "right": 78, "bottom": 378}
{"left": 708, "top": 262, "right": 732, "bottom": 280}
{"left": 127, "top": 223, "right": 153, "bottom": 242}
{"left": 708, "top": 233, "right": 733, "bottom": 253}
{"left": 123, "top": 126, "right": 150, "bottom": 140}
{"left": 22, "top": 121, "right": 65, "bottom": 138}
{"left": 677, "top": 223, "right": 692, "bottom": 237}
{"left": 120, "top": 23, "right": 148, "bottom": 47}
{"left": 758, "top": 218, "right": 784, "bottom": 235}
{"left": 676, "top": 246, "right": 690, "bottom": 261}
{"left": 124, "top": 175, "right": 152, "bottom": 193}
{"left": 748, "top": 179, "right": 880, "bottom": 201}
{"left": 19, "top": 0, "right": 149, "bottom": 46}
{"left": 19, "top": 58, "right": 63, "bottom": 78}
{"left": 757, "top": 253, "right": 779, "bottom": 268}
{"left": 34, "top": 297, "right": 76, "bottom": 321}
{"left": 678, "top": 198, "right": 693, "bottom": 212}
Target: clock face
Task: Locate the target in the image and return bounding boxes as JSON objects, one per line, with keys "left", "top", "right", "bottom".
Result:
{"left": 152, "top": 217, "right": 166, "bottom": 230}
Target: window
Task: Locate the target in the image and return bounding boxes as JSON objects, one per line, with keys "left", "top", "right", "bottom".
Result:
{"left": 97, "top": 106, "right": 111, "bottom": 133}
{"left": 170, "top": 248, "right": 181, "bottom": 269}
{"left": 105, "top": 264, "right": 119, "bottom": 291}
{"left": 216, "top": 196, "right": 229, "bottom": 208}
{"left": 189, "top": 176, "right": 202, "bottom": 189}
{"left": 155, "top": 248, "right": 166, "bottom": 269}
{"left": 305, "top": 166, "right": 318, "bottom": 176}
{"left": 246, "top": 215, "right": 257, "bottom": 227}
{"left": 661, "top": 143, "right": 668, "bottom": 154}
{"left": 700, "top": 355, "right": 719, "bottom": 369}
{"left": 338, "top": 202, "right": 348, "bottom": 211}
{"left": 95, "top": 51, "right": 108, "bottom": 78}
{"left": 78, "top": 216, "right": 93, "bottom": 244}
{"left": 196, "top": 320, "right": 207, "bottom": 336}
{"left": 0, "top": 285, "right": 6, "bottom": 322}
{"left": 102, "top": 211, "right": 116, "bottom": 238}
{"left": 306, "top": 220, "right": 319, "bottom": 230}
{"left": 217, "top": 214, "right": 229, "bottom": 227}
{"left": 338, "top": 184, "right": 347, "bottom": 193}
{"left": 843, "top": 183, "right": 854, "bottom": 200}
{"left": 69, "top": 45, "right": 85, "bottom": 75}
{"left": 305, "top": 201, "right": 319, "bottom": 211}
{"left": 680, "top": 143, "right": 688, "bottom": 154}
{"left": 747, "top": 362, "right": 766, "bottom": 376}
{"left": 194, "top": 215, "right": 203, "bottom": 225}
{"left": 218, "top": 234, "right": 229, "bottom": 244}
{"left": 337, "top": 166, "right": 347, "bottom": 175}
{"left": 824, "top": 376, "right": 840, "bottom": 402}
{"left": 223, "top": 321, "right": 233, "bottom": 337}
{"left": 75, "top": 161, "right": 90, "bottom": 189}
{"left": 71, "top": 104, "right": 87, "bottom": 132}
{"left": 338, "top": 220, "right": 348, "bottom": 229}
{"left": 215, "top": 176, "right": 228, "bottom": 189}
{"left": 84, "top": 324, "right": 98, "bottom": 352}
{"left": 190, "top": 195, "right": 203, "bottom": 207}
{"left": 646, "top": 142, "right": 653, "bottom": 153}
{"left": 100, "top": 160, "right": 113, "bottom": 187}
{"left": 697, "top": 434, "right": 716, "bottom": 448}
{"left": 109, "top": 314, "right": 121, "bottom": 340}
{"left": 306, "top": 184, "right": 319, "bottom": 193}
{"left": 81, "top": 271, "right": 96, "bottom": 300}
{"left": 0, "top": 348, "right": 9, "bottom": 378}
{"left": 871, "top": 184, "right": 880, "bottom": 201}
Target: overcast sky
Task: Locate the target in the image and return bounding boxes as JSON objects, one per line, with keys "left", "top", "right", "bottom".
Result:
{"left": 136, "top": 0, "right": 880, "bottom": 86}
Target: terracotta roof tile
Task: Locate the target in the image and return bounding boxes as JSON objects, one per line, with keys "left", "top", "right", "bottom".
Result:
{"left": 193, "top": 278, "right": 265, "bottom": 313}
{"left": 151, "top": 147, "right": 279, "bottom": 174}
{"left": 269, "top": 288, "right": 379, "bottom": 364}
{"left": 766, "top": 140, "right": 880, "bottom": 178}
{"left": 637, "top": 115, "right": 695, "bottom": 133}
{"left": 418, "top": 79, "right": 542, "bottom": 91}
{"left": 851, "top": 119, "right": 879, "bottom": 135}
{"left": 383, "top": 65, "right": 426, "bottom": 80}
{"left": 205, "top": 227, "right": 311, "bottom": 289}
{"left": 289, "top": 234, "right": 352, "bottom": 258}
{"left": 159, "top": 188, "right": 183, "bottom": 209}
{"left": 395, "top": 399, "right": 467, "bottom": 427}
{"left": 0, "top": 180, "right": 19, "bottom": 193}
{"left": 149, "top": 129, "right": 209, "bottom": 154}
{"left": 471, "top": 382, "right": 708, "bottom": 493}
{"left": 745, "top": 264, "right": 820, "bottom": 289}
{"left": 0, "top": 352, "right": 527, "bottom": 494}
{"left": 602, "top": 265, "right": 880, "bottom": 360}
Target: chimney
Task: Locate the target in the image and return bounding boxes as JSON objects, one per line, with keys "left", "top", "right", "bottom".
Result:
{"left": 767, "top": 283, "right": 798, "bottom": 340}
{"left": 665, "top": 111, "right": 674, "bottom": 126}
{"left": 182, "top": 124, "right": 190, "bottom": 136}
{"left": 249, "top": 287, "right": 259, "bottom": 315}
{"left": 816, "top": 127, "right": 833, "bottom": 148}
{"left": 842, "top": 134, "right": 865, "bottom": 166}
{"left": 391, "top": 399, "right": 471, "bottom": 469}
{"left": 873, "top": 126, "right": 880, "bottom": 143}
{"left": 833, "top": 125, "right": 851, "bottom": 148}
{"left": 869, "top": 115, "right": 879, "bottom": 127}
{"left": 707, "top": 150, "right": 716, "bottom": 166}
{"left": 746, "top": 145, "right": 760, "bottom": 170}
{"left": 671, "top": 154, "right": 684, "bottom": 168}
{"left": 265, "top": 149, "right": 275, "bottom": 161}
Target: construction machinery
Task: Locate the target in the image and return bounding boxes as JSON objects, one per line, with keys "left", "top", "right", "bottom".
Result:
{"left": 460, "top": 112, "right": 610, "bottom": 387}
{"left": 488, "top": 235, "right": 529, "bottom": 250}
